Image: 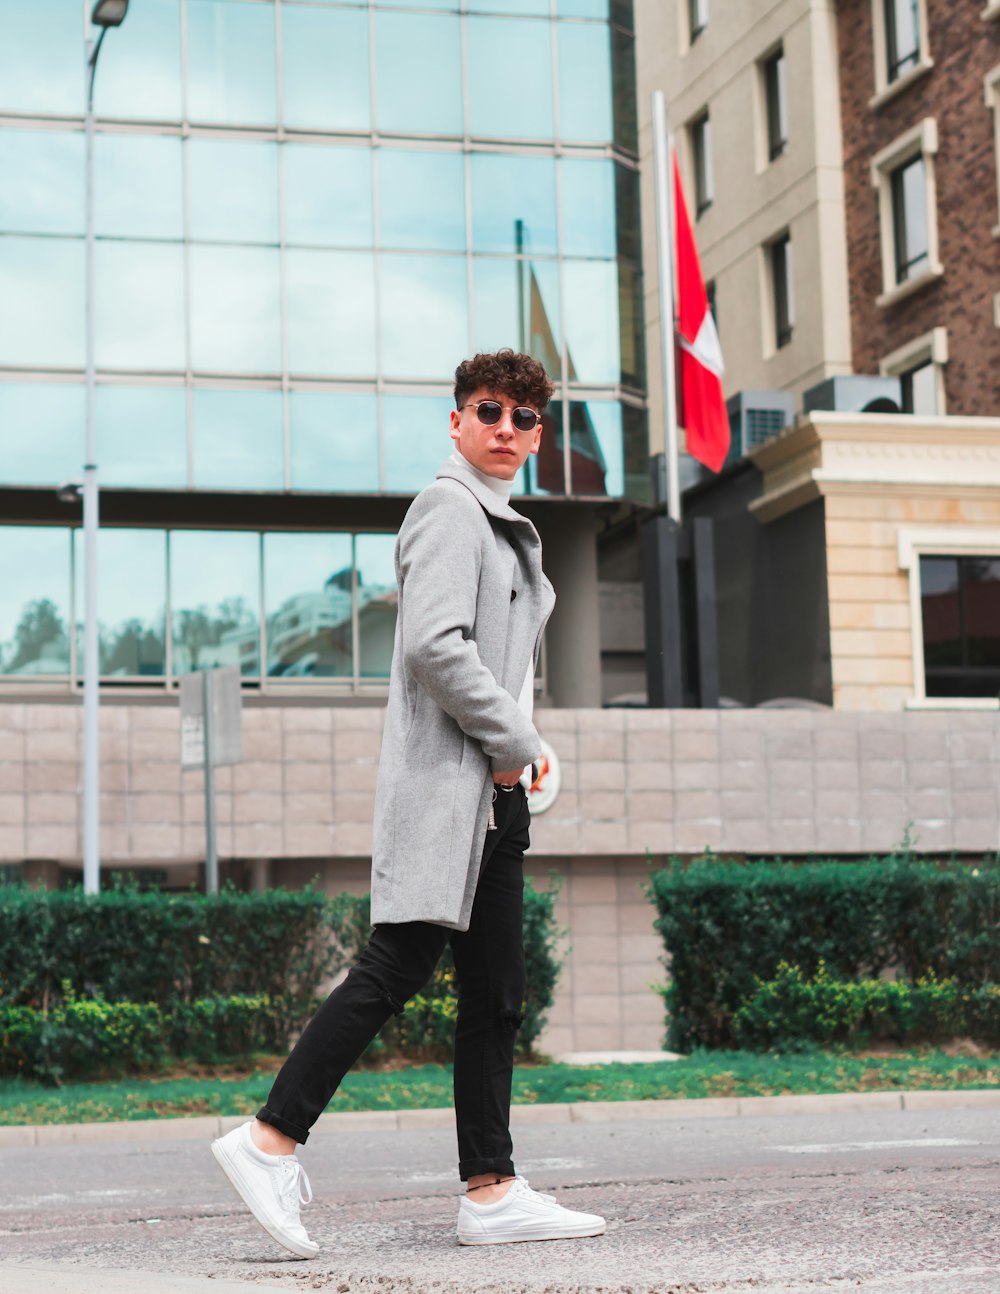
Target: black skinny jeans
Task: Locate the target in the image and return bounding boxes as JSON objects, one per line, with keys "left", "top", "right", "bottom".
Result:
{"left": 258, "top": 782, "right": 530, "bottom": 1181}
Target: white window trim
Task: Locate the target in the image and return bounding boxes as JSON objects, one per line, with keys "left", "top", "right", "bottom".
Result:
{"left": 754, "top": 41, "right": 786, "bottom": 175}
{"left": 870, "top": 118, "right": 943, "bottom": 308}
{"left": 759, "top": 228, "right": 793, "bottom": 360}
{"left": 870, "top": 0, "right": 933, "bottom": 109}
{"left": 898, "top": 525, "right": 1000, "bottom": 709}
{"left": 879, "top": 326, "right": 948, "bottom": 414}
{"left": 984, "top": 64, "right": 1000, "bottom": 238}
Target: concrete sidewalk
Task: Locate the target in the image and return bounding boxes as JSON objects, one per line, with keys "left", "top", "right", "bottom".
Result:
{"left": 0, "top": 1265, "right": 280, "bottom": 1294}
{"left": 2, "top": 1086, "right": 999, "bottom": 1147}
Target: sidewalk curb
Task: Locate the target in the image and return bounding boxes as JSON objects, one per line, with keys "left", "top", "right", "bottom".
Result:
{"left": 2, "top": 1087, "right": 999, "bottom": 1147}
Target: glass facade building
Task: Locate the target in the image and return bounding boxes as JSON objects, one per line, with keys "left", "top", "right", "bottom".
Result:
{"left": 0, "top": 0, "right": 645, "bottom": 690}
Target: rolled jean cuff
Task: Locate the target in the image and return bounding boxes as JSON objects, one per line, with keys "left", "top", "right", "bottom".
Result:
{"left": 256, "top": 1105, "right": 310, "bottom": 1146}
{"left": 459, "top": 1156, "right": 516, "bottom": 1182}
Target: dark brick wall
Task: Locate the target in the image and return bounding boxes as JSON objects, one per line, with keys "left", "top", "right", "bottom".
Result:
{"left": 837, "top": 1, "right": 1000, "bottom": 415}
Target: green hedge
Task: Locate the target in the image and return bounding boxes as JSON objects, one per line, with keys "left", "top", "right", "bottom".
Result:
{"left": 733, "top": 962, "right": 1000, "bottom": 1050}
{"left": 647, "top": 855, "right": 1000, "bottom": 1051}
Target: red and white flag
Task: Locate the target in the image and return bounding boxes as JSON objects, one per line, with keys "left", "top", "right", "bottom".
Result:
{"left": 673, "top": 154, "right": 729, "bottom": 472}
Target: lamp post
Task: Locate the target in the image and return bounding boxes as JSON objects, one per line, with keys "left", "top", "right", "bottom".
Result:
{"left": 82, "top": 0, "right": 129, "bottom": 895}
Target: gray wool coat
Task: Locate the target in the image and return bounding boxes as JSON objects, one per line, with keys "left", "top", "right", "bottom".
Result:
{"left": 369, "top": 453, "right": 556, "bottom": 931}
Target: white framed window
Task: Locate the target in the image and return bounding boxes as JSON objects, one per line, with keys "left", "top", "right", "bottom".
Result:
{"left": 984, "top": 63, "right": 1000, "bottom": 237}
{"left": 689, "top": 109, "right": 714, "bottom": 216}
{"left": 898, "top": 527, "right": 1000, "bottom": 708}
{"left": 870, "top": 0, "right": 933, "bottom": 108}
{"left": 879, "top": 326, "right": 948, "bottom": 415}
{"left": 759, "top": 229, "right": 793, "bottom": 357}
{"left": 754, "top": 44, "right": 788, "bottom": 171}
{"left": 688, "top": 0, "right": 708, "bottom": 45}
{"left": 870, "top": 118, "right": 942, "bottom": 308}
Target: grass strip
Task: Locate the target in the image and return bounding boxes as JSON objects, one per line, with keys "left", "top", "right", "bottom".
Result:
{"left": 2, "top": 1049, "right": 998, "bottom": 1127}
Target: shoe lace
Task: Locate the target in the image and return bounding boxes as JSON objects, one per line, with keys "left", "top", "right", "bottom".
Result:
{"left": 277, "top": 1158, "right": 313, "bottom": 1215}
{"left": 513, "top": 1174, "right": 556, "bottom": 1204}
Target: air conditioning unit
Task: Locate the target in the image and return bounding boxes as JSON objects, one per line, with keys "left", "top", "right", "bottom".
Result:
{"left": 802, "top": 375, "right": 902, "bottom": 416}
{"left": 725, "top": 390, "right": 796, "bottom": 463}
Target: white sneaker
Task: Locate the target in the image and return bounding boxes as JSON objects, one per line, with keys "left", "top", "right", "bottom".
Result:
{"left": 211, "top": 1121, "right": 319, "bottom": 1259}
{"left": 456, "top": 1175, "right": 606, "bottom": 1245}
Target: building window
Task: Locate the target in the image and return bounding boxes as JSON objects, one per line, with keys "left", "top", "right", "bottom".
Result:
{"left": 900, "top": 362, "right": 936, "bottom": 415}
{"left": 985, "top": 64, "right": 1000, "bottom": 236}
{"left": 769, "top": 232, "right": 793, "bottom": 350}
{"left": 920, "top": 555, "right": 1000, "bottom": 699}
{"left": 870, "top": 0, "right": 931, "bottom": 105}
{"left": 690, "top": 111, "right": 713, "bottom": 216}
{"left": 870, "top": 118, "right": 942, "bottom": 307}
{"left": 880, "top": 326, "right": 948, "bottom": 414}
{"left": 688, "top": 0, "right": 708, "bottom": 44}
{"left": 763, "top": 47, "right": 788, "bottom": 161}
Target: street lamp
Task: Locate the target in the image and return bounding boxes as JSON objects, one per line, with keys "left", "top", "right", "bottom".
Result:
{"left": 82, "top": 0, "right": 129, "bottom": 896}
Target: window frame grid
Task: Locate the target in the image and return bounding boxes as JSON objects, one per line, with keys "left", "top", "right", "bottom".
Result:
{"left": 870, "top": 117, "right": 942, "bottom": 309}
{"left": 869, "top": 0, "right": 932, "bottom": 109}
{"left": 689, "top": 109, "right": 713, "bottom": 218}
{"left": 878, "top": 325, "right": 948, "bottom": 416}
{"left": 762, "top": 45, "right": 787, "bottom": 163}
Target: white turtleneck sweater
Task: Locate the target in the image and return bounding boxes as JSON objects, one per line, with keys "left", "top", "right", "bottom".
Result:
{"left": 450, "top": 450, "right": 536, "bottom": 790}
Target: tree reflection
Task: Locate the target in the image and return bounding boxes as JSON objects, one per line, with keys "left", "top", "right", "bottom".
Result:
{"left": 0, "top": 598, "right": 70, "bottom": 675}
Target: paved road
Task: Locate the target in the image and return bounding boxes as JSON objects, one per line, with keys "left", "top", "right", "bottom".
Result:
{"left": 2, "top": 1106, "right": 999, "bottom": 1293}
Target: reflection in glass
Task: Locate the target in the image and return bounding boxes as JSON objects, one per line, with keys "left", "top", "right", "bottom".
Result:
{"left": 170, "top": 530, "right": 261, "bottom": 675}
{"left": 192, "top": 389, "right": 284, "bottom": 491}
{"left": 472, "top": 258, "right": 560, "bottom": 378}
{"left": 189, "top": 245, "right": 281, "bottom": 373}
{"left": 0, "top": 130, "right": 84, "bottom": 236}
{"left": 470, "top": 154, "right": 557, "bottom": 255}
{"left": 562, "top": 259, "right": 619, "bottom": 384}
{"left": 264, "top": 533, "right": 354, "bottom": 679}
{"left": 286, "top": 250, "right": 376, "bottom": 377}
{"left": 920, "top": 555, "right": 1000, "bottom": 698}
{"left": 558, "top": 23, "right": 613, "bottom": 142}
{"left": 0, "top": 237, "right": 84, "bottom": 369}
{"left": 282, "top": 4, "right": 370, "bottom": 131}
{"left": 379, "top": 150, "right": 465, "bottom": 251}
{"left": 560, "top": 158, "right": 616, "bottom": 257}
{"left": 515, "top": 407, "right": 565, "bottom": 496}
{"left": 0, "top": 383, "right": 82, "bottom": 487}
{"left": 186, "top": 0, "right": 277, "bottom": 126}
{"left": 621, "top": 403, "right": 650, "bottom": 501}
{"left": 382, "top": 395, "right": 454, "bottom": 492}
{"left": 470, "top": 0, "right": 548, "bottom": 14}
{"left": 557, "top": 0, "right": 609, "bottom": 16}
{"left": 95, "top": 242, "right": 186, "bottom": 370}
{"left": 0, "top": 526, "right": 72, "bottom": 676}
{"left": 94, "top": 135, "right": 183, "bottom": 240}
{"left": 467, "top": 18, "right": 553, "bottom": 139}
{"left": 92, "top": 0, "right": 182, "bottom": 122}
{"left": 289, "top": 391, "right": 378, "bottom": 492}
{"left": 96, "top": 386, "right": 187, "bottom": 488}
{"left": 74, "top": 528, "right": 166, "bottom": 677}
{"left": 284, "top": 145, "right": 373, "bottom": 248}
{"left": 568, "top": 399, "right": 622, "bottom": 496}
{"left": 901, "top": 361, "right": 937, "bottom": 416}
{"left": 379, "top": 255, "right": 468, "bottom": 379}
{"left": 611, "top": 27, "right": 638, "bottom": 155}
{"left": 188, "top": 140, "right": 278, "bottom": 244}
{"left": 0, "top": 0, "right": 83, "bottom": 116}
{"left": 355, "top": 534, "right": 398, "bottom": 677}
{"left": 375, "top": 13, "right": 462, "bottom": 135}
{"left": 618, "top": 258, "right": 645, "bottom": 389}
{"left": 891, "top": 155, "right": 928, "bottom": 284}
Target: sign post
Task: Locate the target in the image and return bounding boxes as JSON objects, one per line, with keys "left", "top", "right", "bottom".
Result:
{"left": 180, "top": 668, "right": 243, "bottom": 895}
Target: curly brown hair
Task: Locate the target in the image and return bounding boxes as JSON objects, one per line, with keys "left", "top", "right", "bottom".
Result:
{"left": 453, "top": 349, "right": 555, "bottom": 412}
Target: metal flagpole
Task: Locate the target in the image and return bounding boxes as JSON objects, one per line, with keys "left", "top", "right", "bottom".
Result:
{"left": 651, "top": 89, "right": 681, "bottom": 525}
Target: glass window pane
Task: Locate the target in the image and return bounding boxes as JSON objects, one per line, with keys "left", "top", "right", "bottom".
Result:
{"left": 470, "top": 153, "right": 557, "bottom": 255}
{"left": 286, "top": 250, "right": 376, "bottom": 377}
{"left": 886, "top": 0, "right": 919, "bottom": 80}
{"left": 465, "top": 0, "right": 546, "bottom": 12}
{"left": 0, "top": 130, "right": 84, "bottom": 236}
{"left": 379, "top": 255, "right": 469, "bottom": 379}
{"left": 282, "top": 3, "right": 370, "bottom": 131}
{"left": 472, "top": 258, "right": 561, "bottom": 379}
{"left": 284, "top": 144, "right": 373, "bottom": 248}
{"left": 188, "top": 139, "right": 278, "bottom": 244}
{"left": 170, "top": 530, "right": 261, "bottom": 676}
{"left": 192, "top": 389, "right": 284, "bottom": 490}
{"left": 562, "top": 260, "right": 619, "bottom": 384}
{"left": 382, "top": 395, "right": 454, "bottom": 492}
{"left": 189, "top": 245, "right": 281, "bottom": 373}
{"left": 0, "top": 526, "right": 72, "bottom": 676}
{"left": 467, "top": 19, "right": 553, "bottom": 140}
{"left": 92, "top": 0, "right": 182, "bottom": 122}
{"left": 95, "top": 135, "right": 183, "bottom": 240}
{"left": 187, "top": 0, "right": 277, "bottom": 126}
{"left": 290, "top": 391, "right": 378, "bottom": 492}
{"left": 0, "top": 0, "right": 83, "bottom": 116}
{"left": 618, "top": 258, "right": 645, "bottom": 390}
{"left": 560, "top": 158, "right": 615, "bottom": 258}
{"left": 921, "top": 555, "right": 960, "bottom": 688}
{"left": 96, "top": 386, "right": 187, "bottom": 488}
{"left": 356, "top": 534, "right": 398, "bottom": 678}
{"left": 558, "top": 0, "right": 609, "bottom": 17}
{"left": 569, "top": 399, "right": 623, "bottom": 496}
{"left": 375, "top": 13, "right": 463, "bottom": 135}
{"left": 264, "top": 532, "right": 354, "bottom": 679}
{"left": 379, "top": 150, "right": 465, "bottom": 251}
{"left": 0, "top": 237, "right": 84, "bottom": 369}
{"left": 895, "top": 156, "right": 928, "bottom": 281}
{"left": 963, "top": 558, "right": 1000, "bottom": 672}
{"left": 908, "top": 361, "right": 937, "bottom": 416}
{"left": 95, "top": 241, "right": 186, "bottom": 370}
{"left": 558, "top": 23, "right": 612, "bottom": 142}
{"left": 74, "top": 528, "right": 167, "bottom": 677}
{"left": 0, "top": 383, "right": 83, "bottom": 486}
{"left": 516, "top": 407, "right": 564, "bottom": 496}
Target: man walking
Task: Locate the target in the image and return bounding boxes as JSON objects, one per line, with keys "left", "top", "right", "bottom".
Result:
{"left": 211, "top": 350, "right": 605, "bottom": 1257}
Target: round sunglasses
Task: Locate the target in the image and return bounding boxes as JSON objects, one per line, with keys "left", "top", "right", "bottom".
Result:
{"left": 459, "top": 400, "right": 542, "bottom": 433}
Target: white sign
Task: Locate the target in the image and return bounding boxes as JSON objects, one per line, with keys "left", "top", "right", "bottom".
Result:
{"left": 179, "top": 668, "right": 243, "bottom": 769}
{"left": 526, "top": 737, "right": 561, "bottom": 815}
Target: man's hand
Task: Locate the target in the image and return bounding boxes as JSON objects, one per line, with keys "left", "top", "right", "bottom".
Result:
{"left": 492, "top": 769, "right": 523, "bottom": 785}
